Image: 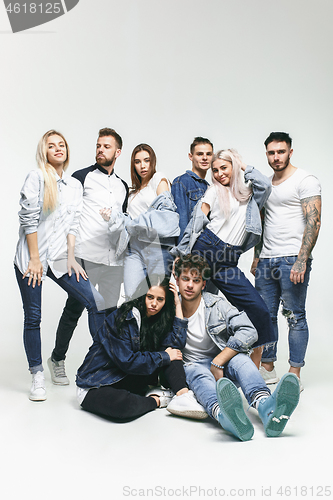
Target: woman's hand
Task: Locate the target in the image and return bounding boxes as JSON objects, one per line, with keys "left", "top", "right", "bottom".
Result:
{"left": 100, "top": 207, "right": 112, "bottom": 222}
{"left": 23, "top": 257, "right": 43, "bottom": 288}
{"left": 165, "top": 347, "right": 183, "bottom": 361}
{"left": 169, "top": 281, "right": 183, "bottom": 319}
{"left": 67, "top": 255, "right": 88, "bottom": 282}
{"left": 240, "top": 161, "right": 247, "bottom": 172}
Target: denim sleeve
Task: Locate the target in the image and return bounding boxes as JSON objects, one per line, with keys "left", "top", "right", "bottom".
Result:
{"left": 244, "top": 166, "right": 272, "bottom": 210}
{"left": 104, "top": 322, "right": 173, "bottom": 375}
{"left": 225, "top": 307, "right": 258, "bottom": 352}
{"left": 18, "top": 170, "right": 42, "bottom": 235}
{"left": 171, "top": 180, "right": 191, "bottom": 242}
{"left": 159, "top": 317, "right": 188, "bottom": 350}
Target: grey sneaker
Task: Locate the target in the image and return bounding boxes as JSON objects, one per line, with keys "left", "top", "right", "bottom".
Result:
{"left": 29, "top": 371, "right": 47, "bottom": 401}
{"left": 259, "top": 366, "right": 280, "bottom": 385}
{"left": 167, "top": 390, "right": 208, "bottom": 420}
{"left": 47, "top": 357, "right": 69, "bottom": 385}
{"left": 145, "top": 387, "right": 174, "bottom": 408}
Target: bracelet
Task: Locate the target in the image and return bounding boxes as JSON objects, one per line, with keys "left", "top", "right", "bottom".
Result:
{"left": 211, "top": 361, "right": 223, "bottom": 370}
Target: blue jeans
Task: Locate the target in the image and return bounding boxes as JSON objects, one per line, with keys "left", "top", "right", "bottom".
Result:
{"left": 192, "top": 228, "right": 276, "bottom": 348}
{"left": 184, "top": 355, "right": 270, "bottom": 418}
{"left": 52, "top": 260, "right": 122, "bottom": 361}
{"left": 15, "top": 265, "right": 105, "bottom": 373}
{"left": 123, "top": 237, "right": 174, "bottom": 298}
{"left": 255, "top": 256, "right": 312, "bottom": 367}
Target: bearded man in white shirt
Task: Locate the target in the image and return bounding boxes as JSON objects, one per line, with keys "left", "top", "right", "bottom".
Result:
{"left": 251, "top": 132, "right": 321, "bottom": 390}
{"left": 48, "top": 128, "right": 128, "bottom": 385}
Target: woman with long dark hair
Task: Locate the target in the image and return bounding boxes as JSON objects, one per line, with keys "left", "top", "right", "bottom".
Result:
{"left": 100, "top": 143, "right": 179, "bottom": 300}
{"left": 14, "top": 130, "right": 105, "bottom": 401}
{"left": 76, "top": 275, "right": 207, "bottom": 421}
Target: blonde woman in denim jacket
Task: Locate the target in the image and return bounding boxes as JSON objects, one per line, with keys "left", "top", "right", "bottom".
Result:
{"left": 14, "top": 130, "right": 105, "bottom": 402}
{"left": 172, "top": 149, "right": 276, "bottom": 366}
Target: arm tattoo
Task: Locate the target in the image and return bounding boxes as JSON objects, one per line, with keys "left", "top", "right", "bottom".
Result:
{"left": 297, "top": 195, "right": 321, "bottom": 263}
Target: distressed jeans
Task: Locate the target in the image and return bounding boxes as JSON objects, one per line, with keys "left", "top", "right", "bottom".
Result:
{"left": 255, "top": 256, "right": 312, "bottom": 367}
{"left": 184, "top": 355, "right": 270, "bottom": 419}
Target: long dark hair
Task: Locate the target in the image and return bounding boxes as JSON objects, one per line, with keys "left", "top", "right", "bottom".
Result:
{"left": 115, "top": 275, "right": 175, "bottom": 351}
{"left": 129, "top": 143, "right": 157, "bottom": 195}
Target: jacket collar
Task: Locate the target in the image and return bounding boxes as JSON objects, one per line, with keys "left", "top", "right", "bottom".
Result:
{"left": 186, "top": 170, "right": 209, "bottom": 184}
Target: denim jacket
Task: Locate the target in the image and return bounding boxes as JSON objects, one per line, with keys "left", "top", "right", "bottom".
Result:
{"left": 202, "top": 292, "right": 258, "bottom": 353}
{"left": 106, "top": 191, "right": 180, "bottom": 258}
{"left": 171, "top": 170, "right": 209, "bottom": 242}
{"left": 171, "top": 166, "right": 272, "bottom": 256}
{"left": 76, "top": 309, "right": 188, "bottom": 389}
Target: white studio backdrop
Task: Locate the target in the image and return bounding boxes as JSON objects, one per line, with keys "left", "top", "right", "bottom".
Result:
{"left": 1, "top": 0, "right": 331, "bottom": 350}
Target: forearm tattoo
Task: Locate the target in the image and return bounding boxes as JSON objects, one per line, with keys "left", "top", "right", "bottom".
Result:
{"left": 297, "top": 195, "right": 321, "bottom": 263}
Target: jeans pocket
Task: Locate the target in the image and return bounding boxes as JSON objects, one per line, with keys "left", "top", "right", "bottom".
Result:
{"left": 284, "top": 256, "right": 297, "bottom": 265}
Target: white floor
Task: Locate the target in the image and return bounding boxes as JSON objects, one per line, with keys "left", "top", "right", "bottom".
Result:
{"left": 2, "top": 296, "right": 332, "bottom": 500}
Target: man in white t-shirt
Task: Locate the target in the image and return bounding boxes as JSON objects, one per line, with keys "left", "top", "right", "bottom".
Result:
{"left": 251, "top": 132, "right": 321, "bottom": 389}
{"left": 48, "top": 128, "right": 129, "bottom": 385}
{"left": 167, "top": 254, "right": 300, "bottom": 441}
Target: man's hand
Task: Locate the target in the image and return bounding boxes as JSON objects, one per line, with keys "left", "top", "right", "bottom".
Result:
{"left": 290, "top": 259, "right": 306, "bottom": 284}
{"left": 210, "top": 363, "right": 224, "bottom": 381}
{"left": 250, "top": 257, "right": 259, "bottom": 276}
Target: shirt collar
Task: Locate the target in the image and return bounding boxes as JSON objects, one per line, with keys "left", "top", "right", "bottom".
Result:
{"left": 95, "top": 163, "right": 115, "bottom": 176}
{"left": 55, "top": 170, "right": 68, "bottom": 185}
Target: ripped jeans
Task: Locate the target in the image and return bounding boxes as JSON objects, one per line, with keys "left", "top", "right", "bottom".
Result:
{"left": 255, "top": 256, "right": 312, "bottom": 367}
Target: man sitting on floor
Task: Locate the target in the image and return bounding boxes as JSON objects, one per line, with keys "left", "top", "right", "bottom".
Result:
{"left": 167, "top": 254, "right": 300, "bottom": 441}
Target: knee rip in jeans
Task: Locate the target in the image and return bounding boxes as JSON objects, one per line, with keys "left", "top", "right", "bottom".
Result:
{"left": 282, "top": 306, "right": 297, "bottom": 326}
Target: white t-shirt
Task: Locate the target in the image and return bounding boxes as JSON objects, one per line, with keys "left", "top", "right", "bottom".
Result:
{"left": 260, "top": 168, "right": 321, "bottom": 258}
{"left": 202, "top": 185, "right": 248, "bottom": 246}
{"left": 182, "top": 298, "right": 220, "bottom": 363}
{"left": 127, "top": 172, "right": 169, "bottom": 218}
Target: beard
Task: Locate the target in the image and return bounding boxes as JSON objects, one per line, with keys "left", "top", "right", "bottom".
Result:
{"left": 269, "top": 157, "right": 290, "bottom": 171}
{"left": 96, "top": 153, "right": 116, "bottom": 167}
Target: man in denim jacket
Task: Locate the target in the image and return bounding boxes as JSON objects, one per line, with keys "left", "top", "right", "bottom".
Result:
{"left": 171, "top": 137, "right": 213, "bottom": 243}
{"left": 167, "top": 254, "right": 300, "bottom": 441}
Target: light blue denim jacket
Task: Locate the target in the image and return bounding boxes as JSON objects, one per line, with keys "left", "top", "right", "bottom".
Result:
{"left": 202, "top": 292, "right": 258, "bottom": 353}
{"left": 107, "top": 191, "right": 180, "bottom": 257}
{"left": 171, "top": 166, "right": 272, "bottom": 257}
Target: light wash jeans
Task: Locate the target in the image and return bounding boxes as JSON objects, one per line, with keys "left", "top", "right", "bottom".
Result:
{"left": 255, "top": 256, "right": 312, "bottom": 367}
{"left": 123, "top": 237, "right": 174, "bottom": 299}
{"left": 184, "top": 354, "right": 270, "bottom": 419}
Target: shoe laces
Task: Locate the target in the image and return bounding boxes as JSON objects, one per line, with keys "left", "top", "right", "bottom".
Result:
{"left": 32, "top": 372, "right": 45, "bottom": 390}
{"left": 272, "top": 415, "right": 290, "bottom": 423}
{"left": 53, "top": 360, "right": 66, "bottom": 378}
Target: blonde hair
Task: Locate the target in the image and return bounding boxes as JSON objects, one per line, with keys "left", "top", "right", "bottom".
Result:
{"left": 36, "top": 130, "right": 70, "bottom": 213}
{"left": 211, "top": 149, "right": 252, "bottom": 218}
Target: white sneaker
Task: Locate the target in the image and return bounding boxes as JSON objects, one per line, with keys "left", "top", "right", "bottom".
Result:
{"left": 259, "top": 365, "right": 280, "bottom": 384}
{"left": 29, "top": 371, "right": 47, "bottom": 401}
{"left": 47, "top": 357, "right": 69, "bottom": 385}
{"left": 167, "top": 390, "right": 208, "bottom": 420}
{"left": 145, "top": 387, "right": 174, "bottom": 408}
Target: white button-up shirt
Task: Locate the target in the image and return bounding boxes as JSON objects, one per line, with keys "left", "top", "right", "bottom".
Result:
{"left": 14, "top": 169, "right": 83, "bottom": 279}
{"left": 73, "top": 165, "right": 128, "bottom": 266}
